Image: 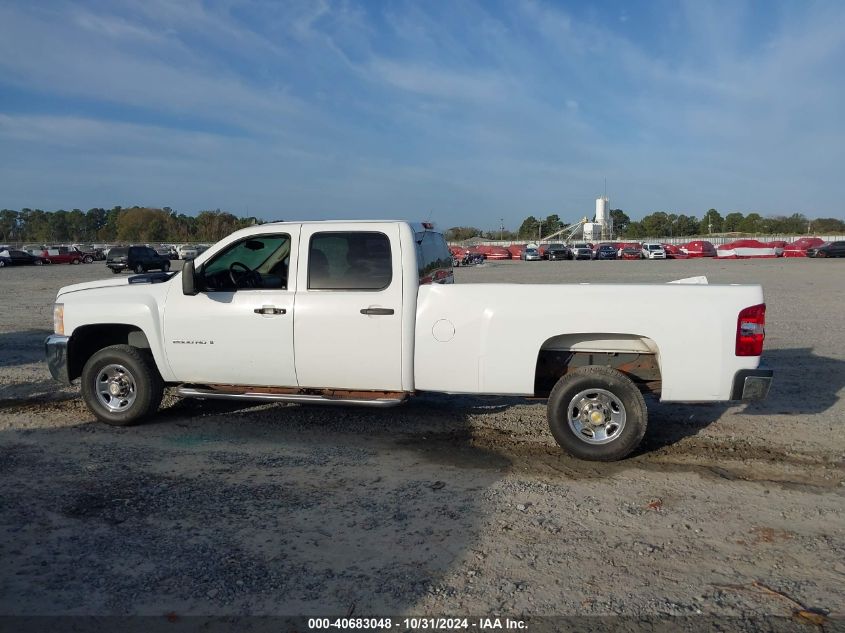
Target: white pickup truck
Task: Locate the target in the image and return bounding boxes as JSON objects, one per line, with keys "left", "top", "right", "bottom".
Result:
{"left": 45, "top": 220, "right": 772, "bottom": 461}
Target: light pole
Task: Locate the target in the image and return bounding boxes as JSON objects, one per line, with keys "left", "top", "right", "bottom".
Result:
{"left": 500, "top": 218, "right": 504, "bottom": 242}
{"left": 538, "top": 220, "right": 543, "bottom": 242}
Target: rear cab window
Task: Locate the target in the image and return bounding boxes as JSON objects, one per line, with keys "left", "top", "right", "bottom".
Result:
{"left": 308, "top": 232, "right": 392, "bottom": 290}
{"left": 415, "top": 231, "right": 454, "bottom": 285}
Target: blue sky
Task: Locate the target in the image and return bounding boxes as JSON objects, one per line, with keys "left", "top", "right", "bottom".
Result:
{"left": 1, "top": 0, "right": 844, "bottom": 228}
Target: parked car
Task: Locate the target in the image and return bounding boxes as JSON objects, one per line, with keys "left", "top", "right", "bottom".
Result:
{"left": 615, "top": 242, "right": 642, "bottom": 260}
{"left": 22, "top": 244, "right": 45, "bottom": 256}
{"left": 662, "top": 244, "right": 689, "bottom": 259}
{"left": 177, "top": 244, "right": 199, "bottom": 260}
{"left": 107, "top": 246, "right": 172, "bottom": 274}
{"left": 807, "top": 241, "right": 845, "bottom": 258}
{"left": 682, "top": 240, "right": 717, "bottom": 258}
{"left": 42, "top": 246, "right": 94, "bottom": 264}
{"left": 595, "top": 243, "right": 618, "bottom": 260}
{"left": 641, "top": 243, "right": 667, "bottom": 259}
{"left": 783, "top": 237, "right": 825, "bottom": 258}
{"left": 73, "top": 244, "right": 106, "bottom": 260}
{"left": 570, "top": 243, "right": 594, "bottom": 260}
{"left": 544, "top": 243, "right": 571, "bottom": 260}
{"left": 0, "top": 249, "right": 46, "bottom": 266}
{"left": 520, "top": 247, "right": 542, "bottom": 261}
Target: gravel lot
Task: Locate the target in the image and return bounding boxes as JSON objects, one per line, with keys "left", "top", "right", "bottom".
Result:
{"left": 0, "top": 258, "right": 843, "bottom": 627}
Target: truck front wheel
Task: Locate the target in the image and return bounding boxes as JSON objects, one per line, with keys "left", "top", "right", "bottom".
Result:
{"left": 547, "top": 366, "right": 647, "bottom": 461}
{"left": 81, "top": 345, "right": 164, "bottom": 426}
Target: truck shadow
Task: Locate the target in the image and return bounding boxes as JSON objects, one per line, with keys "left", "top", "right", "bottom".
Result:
{"left": 641, "top": 347, "right": 844, "bottom": 452}
{"left": 0, "top": 329, "right": 52, "bottom": 368}
{"left": 0, "top": 395, "right": 508, "bottom": 616}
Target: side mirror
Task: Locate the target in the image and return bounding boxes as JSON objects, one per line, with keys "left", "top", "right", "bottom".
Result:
{"left": 182, "top": 260, "right": 199, "bottom": 296}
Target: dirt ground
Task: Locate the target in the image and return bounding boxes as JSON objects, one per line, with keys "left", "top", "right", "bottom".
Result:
{"left": 0, "top": 258, "right": 843, "bottom": 627}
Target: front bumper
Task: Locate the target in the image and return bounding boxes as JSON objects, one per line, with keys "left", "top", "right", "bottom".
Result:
{"left": 731, "top": 368, "right": 773, "bottom": 401}
{"left": 45, "top": 334, "right": 71, "bottom": 384}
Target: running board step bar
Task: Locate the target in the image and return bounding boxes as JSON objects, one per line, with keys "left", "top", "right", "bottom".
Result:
{"left": 176, "top": 385, "right": 409, "bottom": 408}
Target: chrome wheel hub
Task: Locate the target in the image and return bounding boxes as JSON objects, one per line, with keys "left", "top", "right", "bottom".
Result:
{"left": 567, "top": 388, "right": 626, "bottom": 445}
{"left": 96, "top": 364, "right": 137, "bottom": 412}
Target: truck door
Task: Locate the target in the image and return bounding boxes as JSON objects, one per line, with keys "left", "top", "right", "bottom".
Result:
{"left": 163, "top": 227, "right": 300, "bottom": 386}
{"left": 293, "top": 224, "right": 403, "bottom": 391}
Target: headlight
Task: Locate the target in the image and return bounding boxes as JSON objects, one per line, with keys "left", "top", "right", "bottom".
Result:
{"left": 53, "top": 303, "right": 64, "bottom": 335}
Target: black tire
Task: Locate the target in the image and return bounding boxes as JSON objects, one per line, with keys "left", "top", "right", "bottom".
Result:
{"left": 162, "top": 262, "right": 170, "bottom": 272}
{"left": 134, "top": 263, "right": 145, "bottom": 274}
{"left": 72, "top": 258, "right": 80, "bottom": 265}
{"left": 83, "top": 255, "right": 93, "bottom": 264}
{"left": 547, "top": 366, "right": 647, "bottom": 461}
{"left": 111, "top": 267, "right": 121, "bottom": 274}
{"left": 81, "top": 344, "right": 163, "bottom": 426}
{"left": 34, "top": 259, "right": 43, "bottom": 266}
{"left": 0, "top": 260, "right": 5, "bottom": 267}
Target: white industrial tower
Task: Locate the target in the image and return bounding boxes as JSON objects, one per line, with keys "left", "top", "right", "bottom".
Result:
{"left": 583, "top": 195, "right": 612, "bottom": 241}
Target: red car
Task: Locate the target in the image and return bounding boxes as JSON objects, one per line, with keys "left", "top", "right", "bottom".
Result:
{"left": 783, "top": 237, "right": 825, "bottom": 258}
{"left": 617, "top": 242, "right": 642, "bottom": 260}
{"left": 662, "top": 244, "right": 689, "bottom": 259}
{"left": 681, "top": 240, "right": 717, "bottom": 258}
{"left": 41, "top": 246, "right": 95, "bottom": 264}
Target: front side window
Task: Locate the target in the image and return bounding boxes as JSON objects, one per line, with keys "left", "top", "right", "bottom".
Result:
{"left": 309, "top": 232, "right": 392, "bottom": 290}
{"left": 201, "top": 234, "right": 291, "bottom": 291}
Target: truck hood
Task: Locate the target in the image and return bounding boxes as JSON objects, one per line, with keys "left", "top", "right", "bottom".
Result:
{"left": 58, "top": 277, "right": 130, "bottom": 295}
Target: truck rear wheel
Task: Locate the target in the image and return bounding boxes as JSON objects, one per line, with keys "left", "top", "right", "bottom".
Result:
{"left": 81, "top": 345, "right": 163, "bottom": 426}
{"left": 547, "top": 366, "right": 647, "bottom": 461}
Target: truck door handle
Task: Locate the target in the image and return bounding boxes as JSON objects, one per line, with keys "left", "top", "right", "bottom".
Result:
{"left": 360, "top": 307, "right": 394, "bottom": 316}
{"left": 254, "top": 306, "right": 286, "bottom": 315}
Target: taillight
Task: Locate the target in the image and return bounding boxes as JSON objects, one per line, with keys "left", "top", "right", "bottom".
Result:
{"left": 736, "top": 304, "right": 766, "bottom": 356}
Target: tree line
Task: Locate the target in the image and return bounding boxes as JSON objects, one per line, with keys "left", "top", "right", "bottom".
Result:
{"left": 622, "top": 209, "right": 844, "bottom": 238}
{"left": 0, "top": 207, "right": 265, "bottom": 244}
{"left": 446, "top": 209, "right": 845, "bottom": 242}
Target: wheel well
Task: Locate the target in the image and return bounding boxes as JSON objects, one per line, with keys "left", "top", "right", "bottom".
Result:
{"left": 534, "top": 334, "right": 662, "bottom": 397}
{"left": 68, "top": 324, "right": 151, "bottom": 381}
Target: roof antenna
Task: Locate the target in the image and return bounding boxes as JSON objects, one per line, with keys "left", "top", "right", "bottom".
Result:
{"left": 416, "top": 211, "right": 435, "bottom": 244}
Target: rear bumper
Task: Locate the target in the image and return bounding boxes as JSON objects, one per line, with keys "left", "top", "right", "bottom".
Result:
{"left": 45, "top": 334, "right": 71, "bottom": 384}
{"left": 730, "top": 368, "right": 773, "bottom": 401}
